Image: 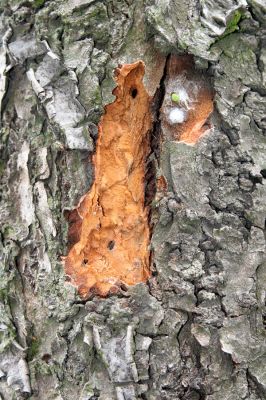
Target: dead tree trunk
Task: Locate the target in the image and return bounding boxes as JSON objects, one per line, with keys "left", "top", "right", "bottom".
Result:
{"left": 0, "top": 1, "right": 266, "bottom": 399}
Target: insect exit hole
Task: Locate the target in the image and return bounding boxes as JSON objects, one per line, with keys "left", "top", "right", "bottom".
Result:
{"left": 131, "top": 88, "right": 138, "bottom": 98}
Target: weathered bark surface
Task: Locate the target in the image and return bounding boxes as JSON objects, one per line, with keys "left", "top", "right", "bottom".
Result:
{"left": 0, "top": 1, "right": 266, "bottom": 399}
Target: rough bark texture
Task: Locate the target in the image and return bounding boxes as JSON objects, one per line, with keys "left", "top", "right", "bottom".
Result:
{"left": 0, "top": 1, "right": 266, "bottom": 399}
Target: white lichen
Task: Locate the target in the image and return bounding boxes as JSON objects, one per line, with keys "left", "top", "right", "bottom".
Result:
{"left": 177, "top": 87, "right": 190, "bottom": 108}
{"left": 163, "top": 73, "right": 202, "bottom": 126}
{"left": 168, "top": 108, "right": 187, "bottom": 124}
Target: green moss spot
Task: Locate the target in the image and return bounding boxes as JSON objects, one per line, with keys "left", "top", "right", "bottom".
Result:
{"left": 33, "top": 0, "right": 45, "bottom": 9}
{"left": 171, "top": 92, "right": 180, "bottom": 103}
{"left": 28, "top": 337, "right": 41, "bottom": 360}
{"left": 221, "top": 10, "right": 243, "bottom": 38}
{"left": 0, "top": 160, "right": 5, "bottom": 174}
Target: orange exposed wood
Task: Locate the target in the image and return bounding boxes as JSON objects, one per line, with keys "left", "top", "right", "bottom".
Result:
{"left": 179, "top": 87, "right": 213, "bottom": 144}
{"left": 164, "top": 55, "right": 214, "bottom": 144}
{"left": 64, "top": 61, "right": 152, "bottom": 298}
{"left": 156, "top": 175, "right": 168, "bottom": 193}
{"left": 64, "top": 56, "right": 214, "bottom": 298}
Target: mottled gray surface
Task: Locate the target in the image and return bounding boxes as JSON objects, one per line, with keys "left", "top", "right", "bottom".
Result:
{"left": 0, "top": 0, "right": 265, "bottom": 399}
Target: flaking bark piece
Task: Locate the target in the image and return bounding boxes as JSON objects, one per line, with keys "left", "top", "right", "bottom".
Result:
{"left": 64, "top": 61, "right": 152, "bottom": 298}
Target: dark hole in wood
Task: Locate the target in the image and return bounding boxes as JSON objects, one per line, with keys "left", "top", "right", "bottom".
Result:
{"left": 42, "top": 354, "right": 51, "bottom": 363}
{"left": 107, "top": 240, "right": 115, "bottom": 250}
{"left": 131, "top": 88, "right": 138, "bottom": 98}
{"left": 260, "top": 169, "right": 266, "bottom": 179}
{"left": 83, "top": 259, "right": 88, "bottom": 264}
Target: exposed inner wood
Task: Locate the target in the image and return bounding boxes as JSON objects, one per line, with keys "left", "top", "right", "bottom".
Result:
{"left": 64, "top": 61, "right": 152, "bottom": 298}
{"left": 164, "top": 55, "right": 214, "bottom": 144}
{"left": 64, "top": 56, "right": 214, "bottom": 299}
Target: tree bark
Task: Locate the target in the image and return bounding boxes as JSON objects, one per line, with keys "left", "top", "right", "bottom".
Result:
{"left": 0, "top": 1, "right": 266, "bottom": 399}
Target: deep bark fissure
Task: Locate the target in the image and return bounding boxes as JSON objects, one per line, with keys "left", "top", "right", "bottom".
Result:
{"left": 145, "top": 54, "right": 169, "bottom": 209}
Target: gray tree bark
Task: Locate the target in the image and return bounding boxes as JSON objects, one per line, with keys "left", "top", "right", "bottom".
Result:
{"left": 0, "top": 0, "right": 266, "bottom": 399}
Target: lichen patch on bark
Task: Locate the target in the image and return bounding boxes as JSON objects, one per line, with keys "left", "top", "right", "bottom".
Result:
{"left": 64, "top": 61, "right": 152, "bottom": 298}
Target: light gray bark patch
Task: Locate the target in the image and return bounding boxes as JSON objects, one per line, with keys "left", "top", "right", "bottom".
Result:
{"left": 8, "top": 35, "right": 46, "bottom": 63}
{"left": 169, "top": 141, "right": 213, "bottom": 216}
{"left": 0, "top": 351, "right": 31, "bottom": 395}
{"left": 145, "top": 0, "right": 248, "bottom": 58}
{"left": 200, "top": 0, "right": 247, "bottom": 36}
{"left": 16, "top": 141, "right": 35, "bottom": 236}
{"left": 219, "top": 315, "right": 266, "bottom": 363}
{"left": 63, "top": 38, "right": 93, "bottom": 73}
{"left": 27, "top": 64, "right": 93, "bottom": 150}
{"left": 34, "top": 181, "right": 56, "bottom": 238}
{"left": 35, "top": 54, "right": 63, "bottom": 87}
{"left": 0, "top": 27, "right": 12, "bottom": 118}
{"left": 220, "top": 226, "right": 265, "bottom": 315}
{"left": 249, "top": 355, "right": 266, "bottom": 395}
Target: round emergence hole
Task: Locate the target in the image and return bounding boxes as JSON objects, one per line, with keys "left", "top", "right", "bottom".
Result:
{"left": 107, "top": 240, "right": 115, "bottom": 250}
{"left": 130, "top": 88, "right": 138, "bottom": 98}
{"left": 42, "top": 354, "right": 51, "bottom": 363}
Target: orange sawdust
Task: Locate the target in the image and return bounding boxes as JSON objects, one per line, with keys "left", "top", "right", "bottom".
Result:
{"left": 64, "top": 61, "right": 152, "bottom": 298}
{"left": 165, "top": 55, "right": 214, "bottom": 144}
